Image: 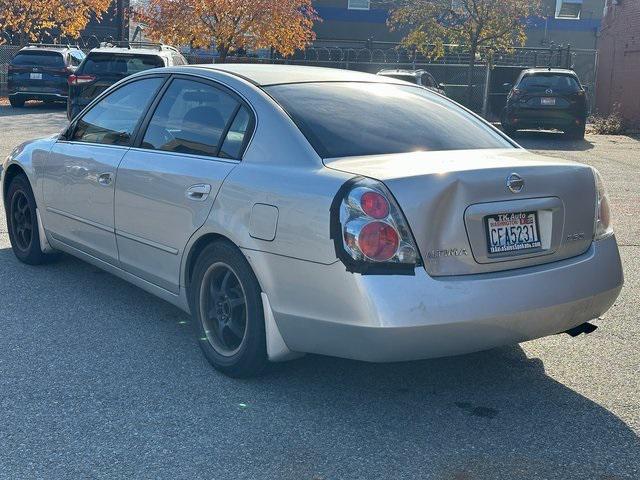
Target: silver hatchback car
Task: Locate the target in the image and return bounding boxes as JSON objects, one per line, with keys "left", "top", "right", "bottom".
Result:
{"left": 2, "top": 65, "right": 623, "bottom": 377}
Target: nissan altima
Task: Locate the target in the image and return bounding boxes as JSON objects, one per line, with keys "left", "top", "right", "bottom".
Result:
{"left": 1, "top": 65, "right": 623, "bottom": 377}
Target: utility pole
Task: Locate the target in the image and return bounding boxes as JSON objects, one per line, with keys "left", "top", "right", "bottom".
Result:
{"left": 481, "top": 50, "right": 493, "bottom": 119}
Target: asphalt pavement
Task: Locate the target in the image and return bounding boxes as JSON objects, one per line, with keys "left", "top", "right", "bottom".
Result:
{"left": 0, "top": 103, "right": 638, "bottom": 480}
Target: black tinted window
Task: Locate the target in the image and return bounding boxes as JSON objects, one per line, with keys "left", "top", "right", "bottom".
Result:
{"left": 141, "top": 79, "right": 239, "bottom": 157}
{"left": 11, "top": 51, "right": 64, "bottom": 67}
{"left": 518, "top": 74, "right": 580, "bottom": 92}
{"left": 220, "top": 106, "right": 252, "bottom": 159}
{"left": 72, "top": 77, "right": 164, "bottom": 146}
{"left": 81, "top": 53, "right": 164, "bottom": 76}
{"left": 267, "top": 82, "right": 512, "bottom": 158}
{"left": 381, "top": 74, "right": 418, "bottom": 85}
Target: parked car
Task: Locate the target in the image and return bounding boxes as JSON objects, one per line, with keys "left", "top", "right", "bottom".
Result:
{"left": 377, "top": 68, "right": 446, "bottom": 95}
{"left": 501, "top": 68, "right": 589, "bottom": 139}
{"left": 2, "top": 65, "right": 622, "bottom": 377}
{"left": 7, "top": 44, "right": 85, "bottom": 108}
{"left": 67, "top": 41, "right": 187, "bottom": 120}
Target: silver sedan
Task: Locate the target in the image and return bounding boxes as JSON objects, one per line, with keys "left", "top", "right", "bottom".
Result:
{"left": 1, "top": 65, "right": 623, "bottom": 377}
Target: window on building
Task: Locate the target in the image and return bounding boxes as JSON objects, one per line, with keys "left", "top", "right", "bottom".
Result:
{"left": 556, "top": 0, "right": 583, "bottom": 19}
{"left": 348, "top": 0, "right": 370, "bottom": 10}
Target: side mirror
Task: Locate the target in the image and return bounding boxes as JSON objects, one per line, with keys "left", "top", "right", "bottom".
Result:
{"left": 583, "top": 85, "right": 589, "bottom": 92}
{"left": 502, "top": 82, "right": 512, "bottom": 90}
{"left": 438, "top": 83, "right": 445, "bottom": 90}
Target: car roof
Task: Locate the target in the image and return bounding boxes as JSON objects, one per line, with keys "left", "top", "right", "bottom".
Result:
{"left": 18, "top": 45, "right": 78, "bottom": 53}
{"left": 521, "top": 68, "right": 577, "bottom": 76}
{"left": 87, "top": 47, "right": 171, "bottom": 56}
{"left": 190, "top": 64, "right": 408, "bottom": 87}
{"left": 377, "top": 69, "right": 426, "bottom": 76}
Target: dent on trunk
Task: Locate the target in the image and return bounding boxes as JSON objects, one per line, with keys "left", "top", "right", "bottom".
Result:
{"left": 326, "top": 149, "right": 596, "bottom": 277}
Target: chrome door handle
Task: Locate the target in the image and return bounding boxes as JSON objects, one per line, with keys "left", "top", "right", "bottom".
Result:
{"left": 185, "top": 184, "right": 212, "bottom": 201}
{"left": 97, "top": 172, "right": 113, "bottom": 186}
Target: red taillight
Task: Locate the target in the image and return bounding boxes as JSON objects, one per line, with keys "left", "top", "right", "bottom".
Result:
{"left": 68, "top": 74, "right": 96, "bottom": 86}
{"left": 331, "top": 179, "right": 420, "bottom": 273}
{"left": 360, "top": 191, "right": 389, "bottom": 219}
{"left": 358, "top": 221, "right": 400, "bottom": 261}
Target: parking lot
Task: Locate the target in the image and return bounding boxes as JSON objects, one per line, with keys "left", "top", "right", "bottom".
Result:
{"left": 0, "top": 103, "right": 638, "bottom": 479}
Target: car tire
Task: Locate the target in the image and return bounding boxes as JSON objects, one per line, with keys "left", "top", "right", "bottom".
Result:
{"left": 566, "top": 124, "right": 586, "bottom": 140}
{"left": 500, "top": 109, "right": 517, "bottom": 137}
{"left": 190, "top": 241, "right": 268, "bottom": 378}
{"left": 9, "top": 97, "right": 25, "bottom": 108}
{"left": 6, "top": 174, "right": 57, "bottom": 265}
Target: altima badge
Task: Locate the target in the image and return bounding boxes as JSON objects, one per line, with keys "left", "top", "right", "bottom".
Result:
{"left": 506, "top": 173, "right": 524, "bottom": 193}
{"left": 427, "top": 248, "right": 469, "bottom": 259}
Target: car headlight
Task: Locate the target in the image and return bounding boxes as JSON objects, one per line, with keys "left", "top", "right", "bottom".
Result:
{"left": 593, "top": 168, "right": 613, "bottom": 240}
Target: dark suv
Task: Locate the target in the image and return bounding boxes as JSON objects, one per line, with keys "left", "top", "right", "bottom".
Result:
{"left": 7, "top": 44, "right": 85, "bottom": 107}
{"left": 501, "top": 68, "right": 588, "bottom": 139}
{"left": 67, "top": 42, "right": 187, "bottom": 120}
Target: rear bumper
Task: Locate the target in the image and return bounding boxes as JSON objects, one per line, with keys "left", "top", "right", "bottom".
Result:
{"left": 247, "top": 235, "right": 623, "bottom": 362}
{"left": 506, "top": 106, "right": 585, "bottom": 129}
{"left": 8, "top": 92, "right": 67, "bottom": 101}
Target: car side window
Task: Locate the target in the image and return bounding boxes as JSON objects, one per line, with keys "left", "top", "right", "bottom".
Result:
{"left": 220, "top": 106, "right": 252, "bottom": 159}
{"left": 140, "top": 78, "right": 240, "bottom": 157}
{"left": 171, "top": 53, "right": 186, "bottom": 66}
{"left": 71, "top": 77, "right": 164, "bottom": 146}
{"left": 69, "top": 51, "right": 84, "bottom": 67}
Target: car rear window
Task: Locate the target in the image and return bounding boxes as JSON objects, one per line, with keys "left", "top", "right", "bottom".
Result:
{"left": 81, "top": 53, "right": 165, "bottom": 76}
{"left": 379, "top": 74, "right": 419, "bottom": 85}
{"left": 11, "top": 51, "right": 64, "bottom": 68}
{"left": 518, "top": 74, "right": 581, "bottom": 92}
{"left": 266, "top": 82, "right": 512, "bottom": 158}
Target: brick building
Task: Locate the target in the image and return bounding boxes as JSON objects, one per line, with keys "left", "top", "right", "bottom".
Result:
{"left": 596, "top": 0, "right": 640, "bottom": 127}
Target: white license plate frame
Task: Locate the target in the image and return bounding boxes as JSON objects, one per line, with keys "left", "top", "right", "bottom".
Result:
{"left": 485, "top": 211, "right": 542, "bottom": 255}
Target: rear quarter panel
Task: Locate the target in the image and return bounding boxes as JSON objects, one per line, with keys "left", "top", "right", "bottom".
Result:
{"left": 177, "top": 72, "right": 352, "bottom": 288}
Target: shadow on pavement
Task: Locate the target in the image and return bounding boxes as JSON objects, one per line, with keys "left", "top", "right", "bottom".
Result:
{"left": 511, "top": 130, "right": 595, "bottom": 152}
{"left": 0, "top": 101, "right": 66, "bottom": 117}
{"left": 0, "top": 248, "right": 638, "bottom": 479}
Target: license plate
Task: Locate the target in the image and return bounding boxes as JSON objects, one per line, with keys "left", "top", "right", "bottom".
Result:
{"left": 485, "top": 212, "right": 541, "bottom": 254}
{"left": 30, "top": 73, "right": 43, "bottom": 80}
{"left": 541, "top": 97, "right": 556, "bottom": 106}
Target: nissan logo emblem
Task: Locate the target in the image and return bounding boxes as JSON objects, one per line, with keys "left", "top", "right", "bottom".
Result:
{"left": 506, "top": 173, "right": 525, "bottom": 193}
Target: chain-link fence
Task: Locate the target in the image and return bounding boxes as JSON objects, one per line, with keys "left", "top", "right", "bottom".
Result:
{"left": 0, "top": 45, "right": 20, "bottom": 96}
{"left": 1, "top": 41, "right": 597, "bottom": 119}
{"left": 187, "top": 41, "right": 597, "bottom": 119}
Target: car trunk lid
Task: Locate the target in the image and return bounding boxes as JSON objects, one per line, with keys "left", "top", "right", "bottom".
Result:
{"left": 326, "top": 148, "right": 596, "bottom": 276}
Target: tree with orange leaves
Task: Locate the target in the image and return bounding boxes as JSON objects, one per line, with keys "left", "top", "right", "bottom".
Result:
{"left": 136, "top": 0, "right": 320, "bottom": 62}
{"left": 0, "top": 0, "right": 112, "bottom": 45}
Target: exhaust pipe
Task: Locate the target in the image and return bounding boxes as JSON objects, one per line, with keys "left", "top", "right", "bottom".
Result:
{"left": 564, "top": 322, "right": 598, "bottom": 337}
